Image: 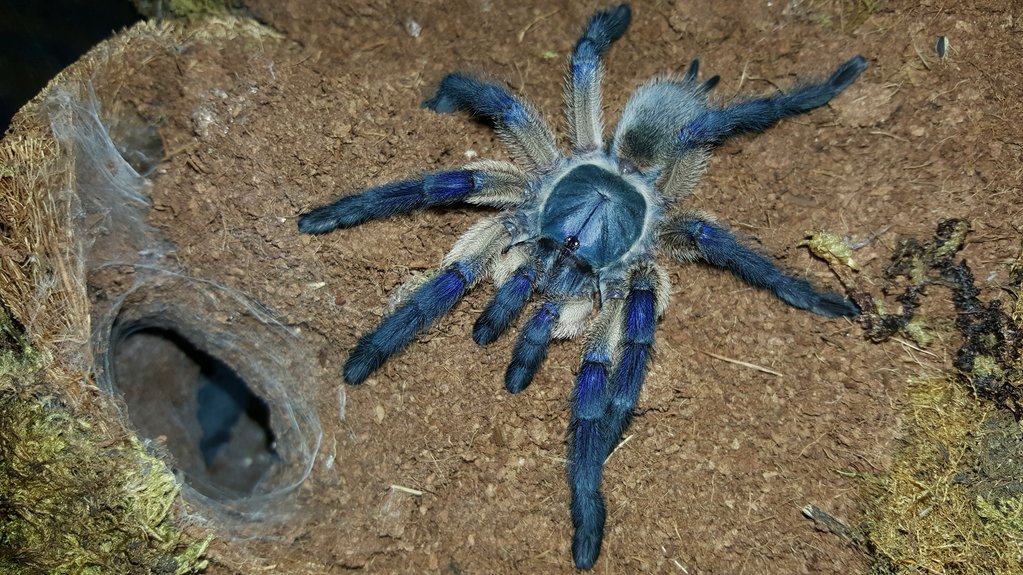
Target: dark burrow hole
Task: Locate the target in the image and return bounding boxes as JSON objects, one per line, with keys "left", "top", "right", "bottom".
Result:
{"left": 110, "top": 323, "right": 278, "bottom": 500}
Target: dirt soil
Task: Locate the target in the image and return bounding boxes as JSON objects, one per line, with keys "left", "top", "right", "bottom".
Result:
{"left": 96, "top": 0, "right": 1022, "bottom": 573}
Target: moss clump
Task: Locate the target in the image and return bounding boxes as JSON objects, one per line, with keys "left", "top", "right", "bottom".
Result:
{"left": 0, "top": 308, "right": 210, "bottom": 574}
{"left": 861, "top": 225, "right": 1023, "bottom": 573}
{"left": 863, "top": 376, "right": 1023, "bottom": 574}
{"left": 802, "top": 230, "right": 861, "bottom": 272}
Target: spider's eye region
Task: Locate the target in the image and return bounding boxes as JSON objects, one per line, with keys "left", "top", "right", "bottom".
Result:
{"left": 618, "top": 159, "right": 640, "bottom": 175}
{"left": 564, "top": 236, "right": 581, "bottom": 251}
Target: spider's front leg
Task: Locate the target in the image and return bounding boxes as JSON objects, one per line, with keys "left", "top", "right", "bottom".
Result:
{"left": 297, "top": 160, "right": 524, "bottom": 234}
{"left": 569, "top": 261, "right": 669, "bottom": 569}
{"left": 423, "top": 74, "right": 559, "bottom": 169}
{"left": 660, "top": 212, "right": 858, "bottom": 317}
{"left": 342, "top": 218, "right": 510, "bottom": 384}
{"left": 566, "top": 3, "right": 631, "bottom": 152}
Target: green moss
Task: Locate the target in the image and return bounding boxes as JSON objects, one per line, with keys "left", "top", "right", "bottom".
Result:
{"left": 901, "top": 319, "right": 933, "bottom": 348}
{"left": 972, "top": 354, "right": 1004, "bottom": 379}
{"left": 802, "top": 230, "right": 861, "bottom": 271}
{"left": 932, "top": 220, "right": 971, "bottom": 259}
{"left": 0, "top": 307, "right": 210, "bottom": 574}
{"left": 864, "top": 376, "right": 985, "bottom": 572}
{"left": 976, "top": 495, "right": 1023, "bottom": 542}
{"left": 864, "top": 375, "right": 1023, "bottom": 574}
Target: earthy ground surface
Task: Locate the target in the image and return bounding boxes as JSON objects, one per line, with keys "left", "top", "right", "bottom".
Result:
{"left": 79, "top": 0, "right": 1022, "bottom": 573}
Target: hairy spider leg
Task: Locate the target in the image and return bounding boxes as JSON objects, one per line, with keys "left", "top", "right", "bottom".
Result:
{"left": 677, "top": 55, "right": 868, "bottom": 149}
{"left": 297, "top": 160, "right": 526, "bottom": 234}
{"left": 423, "top": 74, "right": 560, "bottom": 169}
{"left": 567, "top": 298, "right": 622, "bottom": 570}
{"left": 602, "top": 265, "right": 661, "bottom": 446}
{"left": 473, "top": 263, "right": 537, "bottom": 345}
{"left": 344, "top": 219, "right": 511, "bottom": 384}
{"left": 660, "top": 212, "right": 859, "bottom": 317}
{"left": 570, "top": 262, "right": 663, "bottom": 569}
{"left": 566, "top": 3, "right": 632, "bottom": 152}
{"left": 504, "top": 300, "right": 561, "bottom": 393}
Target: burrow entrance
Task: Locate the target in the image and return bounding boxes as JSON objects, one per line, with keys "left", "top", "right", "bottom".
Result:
{"left": 111, "top": 322, "right": 278, "bottom": 499}
{"left": 95, "top": 273, "right": 321, "bottom": 515}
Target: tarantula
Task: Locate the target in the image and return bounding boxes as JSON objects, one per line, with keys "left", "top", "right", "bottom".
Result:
{"left": 299, "top": 4, "right": 866, "bottom": 569}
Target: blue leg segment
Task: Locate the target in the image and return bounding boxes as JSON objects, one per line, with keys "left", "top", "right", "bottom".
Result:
{"left": 423, "top": 73, "right": 531, "bottom": 123}
{"left": 504, "top": 301, "right": 559, "bottom": 393}
{"left": 571, "top": 275, "right": 658, "bottom": 570}
{"left": 570, "top": 418, "right": 607, "bottom": 570}
{"left": 568, "top": 347, "right": 613, "bottom": 569}
{"left": 423, "top": 73, "right": 559, "bottom": 167}
{"left": 344, "top": 264, "right": 473, "bottom": 384}
{"left": 473, "top": 265, "right": 536, "bottom": 345}
{"left": 567, "top": 4, "right": 631, "bottom": 151}
{"left": 663, "top": 216, "right": 859, "bottom": 317}
{"left": 575, "top": 4, "right": 631, "bottom": 59}
{"left": 299, "top": 170, "right": 477, "bottom": 234}
{"left": 603, "top": 281, "right": 657, "bottom": 454}
{"left": 678, "top": 56, "right": 867, "bottom": 148}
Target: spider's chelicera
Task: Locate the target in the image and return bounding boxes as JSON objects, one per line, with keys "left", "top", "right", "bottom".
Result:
{"left": 299, "top": 5, "right": 866, "bottom": 569}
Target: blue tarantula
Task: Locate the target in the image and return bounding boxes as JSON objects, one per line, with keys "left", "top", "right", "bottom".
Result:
{"left": 299, "top": 4, "right": 866, "bottom": 569}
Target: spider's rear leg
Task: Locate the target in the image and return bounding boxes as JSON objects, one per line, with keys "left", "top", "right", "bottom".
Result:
{"left": 423, "top": 74, "right": 560, "bottom": 169}
{"left": 659, "top": 211, "right": 859, "bottom": 317}
{"left": 343, "top": 218, "right": 510, "bottom": 384}
{"left": 676, "top": 55, "right": 868, "bottom": 148}
{"left": 298, "top": 160, "right": 525, "bottom": 234}
{"left": 569, "top": 261, "right": 669, "bottom": 569}
{"left": 565, "top": 3, "right": 631, "bottom": 152}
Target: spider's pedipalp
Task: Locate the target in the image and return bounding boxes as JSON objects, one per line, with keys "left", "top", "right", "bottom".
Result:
{"left": 676, "top": 55, "right": 868, "bottom": 149}
{"left": 553, "top": 296, "right": 594, "bottom": 340}
{"left": 659, "top": 213, "right": 859, "bottom": 317}
{"left": 297, "top": 162, "right": 526, "bottom": 234}
{"left": 343, "top": 219, "right": 510, "bottom": 384}
{"left": 423, "top": 73, "right": 559, "bottom": 169}
{"left": 603, "top": 262, "right": 664, "bottom": 443}
{"left": 566, "top": 3, "right": 631, "bottom": 152}
{"left": 473, "top": 263, "right": 536, "bottom": 346}
{"left": 505, "top": 300, "right": 560, "bottom": 393}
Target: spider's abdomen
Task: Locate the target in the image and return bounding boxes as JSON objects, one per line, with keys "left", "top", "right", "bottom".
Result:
{"left": 541, "top": 164, "right": 646, "bottom": 269}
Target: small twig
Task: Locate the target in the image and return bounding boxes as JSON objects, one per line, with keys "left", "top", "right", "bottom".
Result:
{"left": 518, "top": 9, "right": 560, "bottom": 42}
{"left": 389, "top": 484, "right": 423, "bottom": 496}
{"left": 605, "top": 434, "right": 635, "bottom": 464}
{"left": 891, "top": 336, "right": 939, "bottom": 357}
{"left": 699, "top": 349, "right": 784, "bottom": 377}
{"left": 912, "top": 42, "right": 931, "bottom": 71}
